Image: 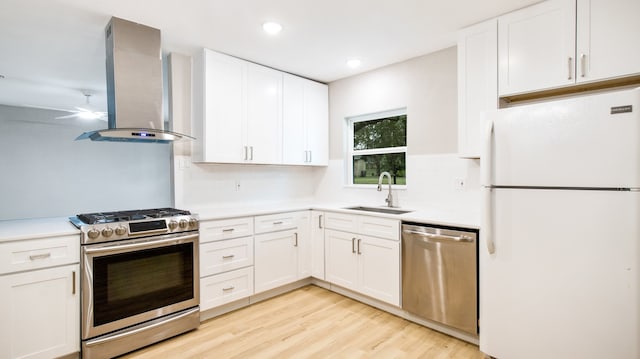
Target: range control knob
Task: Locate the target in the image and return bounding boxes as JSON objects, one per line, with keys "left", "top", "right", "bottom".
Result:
{"left": 179, "top": 219, "right": 188, "bottom": 229}
{"left": 101, "top": 227, "right": 114, "bottom": 237}
{"left": 115, "top": 226, "right": 127, "bottom": 236}
{"left": 168, "top": 221, "right": 178, "bottom": 230}
{"left": 87, "top": 228, "right": 100, "bottom": 239}
{"left": 188, "top": 218, "right": 198, "bottom": 228}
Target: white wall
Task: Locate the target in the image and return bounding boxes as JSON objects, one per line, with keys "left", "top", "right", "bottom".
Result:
{"left": 0, "top": 105, "right": 172, "bottom": 220}
{"left": 316, "top": 47, "right": 481, "bottom": 212}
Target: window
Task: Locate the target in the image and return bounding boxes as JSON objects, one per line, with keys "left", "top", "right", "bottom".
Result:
{"left": 347, "top": 109, "right": 407, "bottom": 186}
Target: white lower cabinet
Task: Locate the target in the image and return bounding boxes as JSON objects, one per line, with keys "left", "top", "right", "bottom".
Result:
{"left": 310, "top": 211, "right": 325, "bottom": 280}
{"left": 200, "top": 267, "right": 254, "bottom": 310}
{"left": 0, "top": 264, "right": 79, "bottom": 359}
{"left": 324, "top": 212, "right": 401, "bottom": 306}
{"left": 199, "top": 217, "right": 255, "bottom": 310}
{"left": 254, "top": 211, "right": 311, "bottom": 294}
{"left": 254, "top": 229, "right": 299, "bottom": 293}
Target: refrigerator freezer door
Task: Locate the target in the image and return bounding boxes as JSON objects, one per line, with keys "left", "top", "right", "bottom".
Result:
{"left": 492, "top": 87, "right": 640, "bottom": 188}
{"left": 480, "top": 189, "right": 640, "bottom": 359}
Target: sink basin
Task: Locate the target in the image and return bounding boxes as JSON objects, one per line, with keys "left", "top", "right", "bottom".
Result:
{"left": 344, "top": 206, "right": 413, "bottom": 215}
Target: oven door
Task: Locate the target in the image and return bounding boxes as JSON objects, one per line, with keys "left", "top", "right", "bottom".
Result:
{"left": 81, "top": 232, "right": 199, "bottom": 340}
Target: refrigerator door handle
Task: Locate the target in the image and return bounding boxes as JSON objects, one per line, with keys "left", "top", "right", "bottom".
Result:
{"left": 482, "top": 119, "right": 496, "bottom": 254}
{"left": 482, "top": 186, "right": 495, "bottom": 254}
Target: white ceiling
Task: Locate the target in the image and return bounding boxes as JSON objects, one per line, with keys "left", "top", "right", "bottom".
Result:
{"left": 0, "top": 0, "right": 540, "bottom": 113}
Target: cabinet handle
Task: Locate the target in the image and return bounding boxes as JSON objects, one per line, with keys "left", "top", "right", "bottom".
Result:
{"left": 244, "top": 146, "right": 248, "bottom": 160}
{"left": 567, "top": 57, "right": 573, "bottom": 80}
{"left": 352, "top": 238, "right": 356, "bottom": 253}
{"left": 294, "top": 232, "right": 298, "bottom": 247}
{"left": 357, "top": 238, "right": 362, "bottom": 255}
{"left": 222, "top": 286, "right": 235, "bottom": 292}
{"left": 29, "top": 253, "right": 51, "bottom": 261}
{"left": 318, "top": 215, "right": 323, "bottom": 229}
{"left": 250, "top": 146, "right": 254, "bottom": 160}
{"left": 222, "top": 254, "right": 235, "bottom": 259}
{"left": 309, "top": 151, "right": 312, "bottom": 163}
{"left": 580, "top": 53, "right": 586, "bottom": 77}
{"left": 72, "top": 271, "right": 76, "bottom": 295}
{"left": 222, "top": 228, "right": 235, "bottom": 233}
{"left": 273, "top": 221, "right": 284, "bottom": 225}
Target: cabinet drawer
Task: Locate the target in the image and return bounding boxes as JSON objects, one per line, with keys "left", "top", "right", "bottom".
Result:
{"left": 200, "top": 267, "right": 254, "bottom": 310}
{"left": 200, "top": 236, "right": 253, "bottom": 277}
{"left": 200, "top": 217, "right": 253, "bottom": 243}
{"left": 359, "top": 216, "right": 400, "bottom": 241}
{"left": 254, "top": 212, "right": 298, "bottom": 234}
{"left": 324, "top": 212, "right": 358, "bottom": 233}
{"left": 0, "top": 235, "right": 79, "bottom": 275}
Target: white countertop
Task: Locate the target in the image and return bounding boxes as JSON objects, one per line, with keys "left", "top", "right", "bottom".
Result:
{"left": 0, "top": 202, "right": 479, "bottom": 244}
{"left": 0, "top": 217, "right": 79, "bottom": 243}
{"left": 194, "top": 201, "right": 480, "bottom": 229}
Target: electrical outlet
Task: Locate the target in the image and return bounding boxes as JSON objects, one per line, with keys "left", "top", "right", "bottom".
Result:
{"left": 454, "top": 177, "right": 465, "bottom": 190}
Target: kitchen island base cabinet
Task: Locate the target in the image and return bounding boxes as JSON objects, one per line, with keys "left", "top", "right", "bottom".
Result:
{"left": 324, "top": 229, "right": 400, "bottom": 306}
{"left": 0, "top": 264, "right": 79, "bottom": 359}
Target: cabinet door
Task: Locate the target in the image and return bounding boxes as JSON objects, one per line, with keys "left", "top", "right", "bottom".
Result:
{"left": 457, "top": 18, "right": 497, "bottom": 158}
{"left": 576, "top": 0, "right": 640, "bottom": 83}
{"left": 304, "top": 80, "right": 329, "bottom": 166}
{"left": 296, "top": 212, "right": 312, "bottom": 279}
{"left": 358, "top": 236, "right": 400, "bottom": 306}
{"left": 498, "top": 0, "right": 576, "bottom": 96}
{"left": 200, "top": 49, "right": 245, "bottom": 163}
{"left": 246, "top": 63, "right": 282, "bottom": 164}
{"left": 0, "top": 264, "right": 79, "bottom": 359}
{"left": 282, "top": 74, "right": 307, "bottom": 165}
{"left": 254, "top": 230, "right": 298, "bottom": 293}
{"left": 310, "top": 211, "right": 325, "bottom": 280}
{"left": 324, "top": 229, "right": 358, "bottom": 291}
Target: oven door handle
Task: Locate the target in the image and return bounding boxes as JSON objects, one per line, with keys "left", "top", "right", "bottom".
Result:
{"left": 84, "top": 233, "right": 199, "bottom": 255}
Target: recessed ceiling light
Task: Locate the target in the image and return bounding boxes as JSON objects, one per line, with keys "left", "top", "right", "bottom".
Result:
{"left": 262, "top": 22, "right": 283, "bottom": 35}
{"left": 347, "top": 59, "right": 362, "bottom": 69}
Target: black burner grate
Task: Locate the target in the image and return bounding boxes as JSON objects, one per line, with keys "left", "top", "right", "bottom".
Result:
{"left": 76, "top": 208, "right": 191, "bottom": 224}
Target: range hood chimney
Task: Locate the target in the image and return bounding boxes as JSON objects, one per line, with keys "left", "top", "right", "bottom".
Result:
{"left": 77, "top": 17, "right": 193, "bottom": 143}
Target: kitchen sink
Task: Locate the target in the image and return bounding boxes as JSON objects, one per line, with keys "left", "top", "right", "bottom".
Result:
{"left": 343, "top": 206, "right": 413, "bottom": 215}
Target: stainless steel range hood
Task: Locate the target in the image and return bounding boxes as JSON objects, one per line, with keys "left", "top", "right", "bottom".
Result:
{"left": 77, "top": 17, "right": 193, "bottom": 143}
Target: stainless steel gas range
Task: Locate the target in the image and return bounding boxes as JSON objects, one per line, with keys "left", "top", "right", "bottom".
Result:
{"left": 70, "top": 208, "right": 200, "bottom": 359}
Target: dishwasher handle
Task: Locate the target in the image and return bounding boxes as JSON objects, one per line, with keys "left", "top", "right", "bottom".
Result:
{"left": 403, "top": 229, "right": 474, "bottom": 243}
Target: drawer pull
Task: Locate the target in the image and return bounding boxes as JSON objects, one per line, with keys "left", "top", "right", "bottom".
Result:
{"left": 273, "top": 221, "right": 284, "bottom": 225}
{"left": 222, "top": 228, "right": 235, "bottom": 233}
{"left": 29, "top": 253, "right": 51, "bottom": 261}
{"left": 222, "top": 286, "right": 235, "bottom": 292}
{"left": 222, "top": 254, "right": 235, "bottom": 259}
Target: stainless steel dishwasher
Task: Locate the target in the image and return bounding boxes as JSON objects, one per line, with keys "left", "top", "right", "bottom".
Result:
{"left": 402, "top": 223, "right": 478, "bottom": 336}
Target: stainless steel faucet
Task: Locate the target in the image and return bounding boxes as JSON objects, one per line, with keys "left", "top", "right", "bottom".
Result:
{"left": 377, "top": 171, "right": 393, "bottom": 207}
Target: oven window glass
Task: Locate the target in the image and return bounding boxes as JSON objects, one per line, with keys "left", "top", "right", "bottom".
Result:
{"left": 93, "top": 242, "right": 194, "bottom": 327}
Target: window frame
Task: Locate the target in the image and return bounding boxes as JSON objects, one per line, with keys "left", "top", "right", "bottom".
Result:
{"left": 345, "top": 108, "right": 408, "bottom": 188}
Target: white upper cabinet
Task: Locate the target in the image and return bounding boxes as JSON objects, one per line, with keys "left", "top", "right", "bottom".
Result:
{"left": 246, "top": 63, "right": 283, "bottom": 164}
{"left": 282, "top": 74, "right": 329, "bottom": 166}
{"left": 498, "top": 0, "right": 576, "bottom": 97}
{"left": 575, "top": 0, "right": 640, "bottom": 84}
{"left": 193, "top": 49, "right": 245, "bottom": 163}
{"left": 498, "top": 0, "right": 640, "bottom": 97}
{"left": 193, "top": 48, "right": 328, "bottom": 165}
{"left": 457, "top": 18, "right": 497, "bottom": 158}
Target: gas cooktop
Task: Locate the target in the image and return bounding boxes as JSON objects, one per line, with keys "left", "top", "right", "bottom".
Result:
{"left": 70, "top": 207, "right": 198, "bottom": 244}
{"left": 76, "top": 208, "right": 191, "bottom": 225}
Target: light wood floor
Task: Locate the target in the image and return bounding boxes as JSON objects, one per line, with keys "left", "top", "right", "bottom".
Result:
{"left": 121, "top": 285, "right": 484, "bottom": 358}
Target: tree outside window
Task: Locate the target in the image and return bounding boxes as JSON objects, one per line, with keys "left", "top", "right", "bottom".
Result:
{"left": 348, "top": 110, "right": 407, "bottom": 185}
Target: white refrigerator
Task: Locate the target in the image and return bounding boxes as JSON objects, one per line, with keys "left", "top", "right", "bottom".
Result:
{"left": 480, "top": 87, "right": 640, "bottom": 359}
